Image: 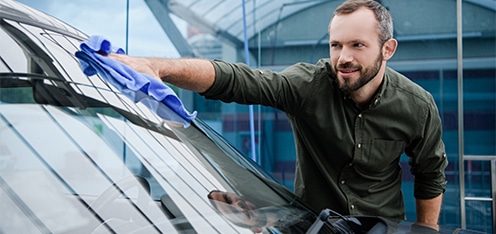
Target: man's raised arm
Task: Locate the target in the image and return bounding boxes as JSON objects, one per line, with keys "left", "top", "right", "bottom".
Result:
{"left": 110, "top": 54, "right": 215, "bottom": 93}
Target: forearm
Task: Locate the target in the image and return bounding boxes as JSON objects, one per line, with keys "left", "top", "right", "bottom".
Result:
{"left": 109, "top": 54, "right": 215, "bottom": 93}
{"left": 153, "top": 58, "right": 215, "bottom": 93}
{"left": 415, "top": 193, "right": 443, "bottom": 230}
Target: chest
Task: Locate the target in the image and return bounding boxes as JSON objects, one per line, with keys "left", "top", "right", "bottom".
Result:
{"left": 296, "top": 94, "right": 424, "bottom": 171}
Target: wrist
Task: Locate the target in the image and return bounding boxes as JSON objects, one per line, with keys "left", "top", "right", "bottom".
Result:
{"left": 414, "top": 221, "right": 439, "bottom": 231}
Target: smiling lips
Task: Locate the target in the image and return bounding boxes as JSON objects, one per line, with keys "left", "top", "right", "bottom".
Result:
{"left": 338, "top": 68, "right": 359, "bottom": 78}
{"left": 337, "top": 62, "right": 361, "bottom": 79}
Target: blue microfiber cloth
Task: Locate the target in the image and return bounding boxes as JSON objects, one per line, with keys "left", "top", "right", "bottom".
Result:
{"left": 75, "top": 35, "right": 196, "bottom": 127}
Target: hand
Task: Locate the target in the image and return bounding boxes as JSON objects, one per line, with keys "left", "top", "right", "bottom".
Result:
{"left": 108, "top": 55, "right": 215, "bottom": 93}
{"left": 108, "top": 53, "right": 161, "bottom": 80}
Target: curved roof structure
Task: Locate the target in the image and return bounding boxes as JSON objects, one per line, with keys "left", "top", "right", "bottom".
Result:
{"left": 146, "top": 0, "right": 328, "bottom": 47}
{"left": 145, "top": 0, "right": 495, "bottom": 55}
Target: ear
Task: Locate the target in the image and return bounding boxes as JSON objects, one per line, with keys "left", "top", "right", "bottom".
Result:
{"left": 382, "top": 38, "right": 398, "bottom": 61}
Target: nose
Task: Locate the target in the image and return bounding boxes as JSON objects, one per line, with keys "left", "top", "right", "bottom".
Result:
{"left": 337, "top": 47, "right": 354, "bottom": 65}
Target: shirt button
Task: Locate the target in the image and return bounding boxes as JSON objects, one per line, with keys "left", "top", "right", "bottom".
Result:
{"left": 341, "top": 180, "right": 346, "bottom": 184}
{"left": 442, "top": 153, "right": 447, "bottom": 158}
{"left": 358, "top": 113, "right": 362, "bottom": 118}
{"left": 357, "top": 143, "right": 361, "bottom": 149}
{"left": 351, "top": 204, "right": 355, "bottom": 209}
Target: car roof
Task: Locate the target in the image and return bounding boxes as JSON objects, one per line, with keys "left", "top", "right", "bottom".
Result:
{"left": 0, "top": 0, "right": 86, "bottom": 39}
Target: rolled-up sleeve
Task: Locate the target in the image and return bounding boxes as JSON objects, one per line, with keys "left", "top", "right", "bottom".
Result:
{"left": 407, "top": 97, "right": 448, "bottom": 199}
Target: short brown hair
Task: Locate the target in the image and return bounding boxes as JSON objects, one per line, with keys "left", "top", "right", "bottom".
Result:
{"left": 332, "top": 0, "right": 393, "bottom": 45}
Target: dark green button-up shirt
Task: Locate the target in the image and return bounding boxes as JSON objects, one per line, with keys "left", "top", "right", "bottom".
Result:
{"left": 202, "top": 58, "right": 448, "bottom": 219}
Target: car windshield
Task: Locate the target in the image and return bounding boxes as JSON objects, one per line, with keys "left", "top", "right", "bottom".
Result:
{"left": 0, "top": 2, "right": 316, "bottom": 233}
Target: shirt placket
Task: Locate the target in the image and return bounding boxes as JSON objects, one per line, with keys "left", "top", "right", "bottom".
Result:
{"left": 352, "top": 111, "right": 365, "bottom": 215}
{"left": 338, "top": 98, "right": 365, "bottom": 215}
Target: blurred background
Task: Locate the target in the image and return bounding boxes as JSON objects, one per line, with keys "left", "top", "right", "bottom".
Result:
{"left": 17, "top": 0, "right": 496, "bottom": 232}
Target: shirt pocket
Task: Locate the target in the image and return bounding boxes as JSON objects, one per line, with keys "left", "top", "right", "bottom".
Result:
{"left": 360, "top": 139, "right": 406, "bottom": 173}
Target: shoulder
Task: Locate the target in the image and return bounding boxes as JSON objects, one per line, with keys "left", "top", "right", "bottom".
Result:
{"left": 385, "top": 67, "right": 435, "bottom": 106}
{"left": 383, "top": 68, "right": 443, "bottom": 139}
{"left": 281, "top": 59, "right": 330, "bottom": 77}
{"left": 278, "top": 59, "right": 332, "bottom": 90}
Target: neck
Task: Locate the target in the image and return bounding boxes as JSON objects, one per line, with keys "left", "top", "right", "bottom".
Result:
{"left": 350, "top": 68, "right": 385, "bottom": 107}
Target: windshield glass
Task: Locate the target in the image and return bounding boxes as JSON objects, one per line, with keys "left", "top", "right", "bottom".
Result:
{"left": 0, "top": 4, "right": 316, "bottom": 233}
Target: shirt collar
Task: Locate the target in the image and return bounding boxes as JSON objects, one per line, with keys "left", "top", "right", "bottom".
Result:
{"left": 368, "top": 68, "right": 389, "bottom": 109}
{"left": 345, "top": 69, "right": 389, "bottom": 110}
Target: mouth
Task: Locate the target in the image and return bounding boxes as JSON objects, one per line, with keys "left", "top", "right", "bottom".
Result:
{"left": 338, "top": 68, "right": 359, "bottom": 78}
{"left": 336, "top": 62, "right": 361, "bottom": 78}
{"left": 339, "top": 68, "right": 359, "bottom": 73}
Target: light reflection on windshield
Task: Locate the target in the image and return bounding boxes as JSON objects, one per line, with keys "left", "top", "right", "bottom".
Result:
{"left": 0, "top": 5, "right": 315, "bottom": 232}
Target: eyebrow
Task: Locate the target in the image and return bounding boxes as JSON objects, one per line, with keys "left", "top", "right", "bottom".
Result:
{"left": 349, "top": 39, "right": 366, "bottom": 44}
{"left": 330, "top": 39, "right": 365, "bottom": 44}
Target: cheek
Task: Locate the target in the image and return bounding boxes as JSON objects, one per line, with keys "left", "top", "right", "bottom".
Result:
{"left": 329, "top": 52, "right": 339, "bottom": 64}
{"left": 329, "top": 48, "right": 337, "bottom": 56}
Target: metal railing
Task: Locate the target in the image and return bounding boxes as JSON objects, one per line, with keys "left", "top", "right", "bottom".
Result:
{"left": 460, "top": 155, "right": 496, "bottom": 232}
{"left": 455, "top": 0, "right": 495, "bottom": 232}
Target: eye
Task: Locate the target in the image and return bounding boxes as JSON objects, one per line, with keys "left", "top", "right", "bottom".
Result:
{"left": 223, "top": 193, "right": 233, "bottom": 204}
{"left": 354, "top": 43, "right": 364, "bottom": 47}
{"left": 330, "top": 43, "right": 340, "bottom": 48}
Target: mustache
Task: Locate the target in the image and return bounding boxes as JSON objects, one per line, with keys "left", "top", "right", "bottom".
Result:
{"left": 336, "top": 62, "right": 361, "bottom": 70}
{"left": 326, "top": 62, "right": 362, "bottom": 81}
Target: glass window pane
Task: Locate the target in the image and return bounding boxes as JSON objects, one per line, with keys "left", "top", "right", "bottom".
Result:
{"left": 0, "top": 26, "right": 28, "bottom": 72}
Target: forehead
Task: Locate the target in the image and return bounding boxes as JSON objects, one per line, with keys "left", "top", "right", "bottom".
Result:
{"left": 329, "top": 7, "right": 379, "bottom": 42}
{"left": 209, "top": 191, "right": 225, "bottom": 201}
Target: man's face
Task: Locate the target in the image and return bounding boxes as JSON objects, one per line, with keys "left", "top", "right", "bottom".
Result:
{"left": 328, "top": 8, "right": 385, "bottom": 94}
{"left": 208, "top": 191, "right": 262, "bottom": 227}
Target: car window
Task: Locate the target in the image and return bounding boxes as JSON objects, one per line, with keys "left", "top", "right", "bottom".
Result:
{"left": 0, "top": 5, "right": 316, "bottom": 233}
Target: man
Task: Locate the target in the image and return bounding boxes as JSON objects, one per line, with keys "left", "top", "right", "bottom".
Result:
{"left": 110, "top": 0, "right": 448, "bottom": 230}
{"left": 207, "top": 190, "right": 314, "bottom": 233}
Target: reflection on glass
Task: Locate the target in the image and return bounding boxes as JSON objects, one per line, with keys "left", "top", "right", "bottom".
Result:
{"left": 208, "top": 190, "right": 312, "bottom": 233}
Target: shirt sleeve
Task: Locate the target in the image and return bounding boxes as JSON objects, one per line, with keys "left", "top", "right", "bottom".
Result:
{"left": 200, "top": 60, "right": 326, "bottom": 114}
{"left": 406, "top": 95, "right": 448, "bottom": 199}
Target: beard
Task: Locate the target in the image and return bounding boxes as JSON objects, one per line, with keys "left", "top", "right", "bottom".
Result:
{"left": 332, "top": 52, "right": 383, "bottom": 94}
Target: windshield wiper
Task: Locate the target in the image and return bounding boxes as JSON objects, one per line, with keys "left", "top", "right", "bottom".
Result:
{"left": 306, "top": 208, "right": 393, "bottom": 234}
{"left": 306, "top": 209, "right": 362, "bottom": 234}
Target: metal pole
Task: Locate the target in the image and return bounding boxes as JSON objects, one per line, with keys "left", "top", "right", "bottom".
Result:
{"left": 242, "top": 0, "right": 257, "bottom": 162}
{"left": 492, "top": 159, "right": 496, "bottom": 233}
{"left": 456, "top": 0, "right": 465, "bottom": 229}
{"left": 125, "top": 0, "right": 130, "bottom": 53}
